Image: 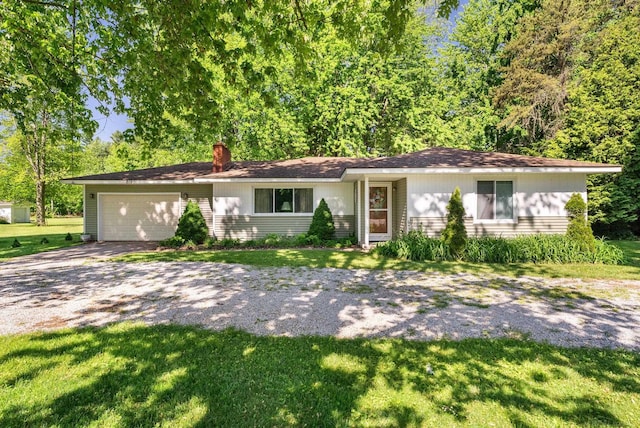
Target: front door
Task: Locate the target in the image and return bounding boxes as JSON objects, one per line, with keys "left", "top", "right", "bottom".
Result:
{"left": 369, "top": 183, "right": 392, "bottom": 241}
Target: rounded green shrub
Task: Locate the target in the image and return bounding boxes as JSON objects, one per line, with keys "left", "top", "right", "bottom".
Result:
{"left": 441, "top": 187, "right": 467, "bottom": 258}
{"left": 175, "top": 200, "right": 209, "bottom": 245}
{"left": 308, "top": 198, "right": 335, "bottom": 241}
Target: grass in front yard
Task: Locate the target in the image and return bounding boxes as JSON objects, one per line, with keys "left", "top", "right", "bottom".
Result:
{"left": 116, "top": 239, "right": 640, "bottom": 280}
{"left": 0, "top": 323, "right": 638, "bottom": 427}
{"left": 0, "top": 217, "right": 84, "bottom": 259}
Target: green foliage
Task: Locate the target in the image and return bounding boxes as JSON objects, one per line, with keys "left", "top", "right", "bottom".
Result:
{"left": 159, "top": 236, "right": 185, "bottom": 249}
{"left": 64, "top": 233, "right": 73, "bottom": 241}
{"left": 376, "top": 231, "right": 623, "bottom": 265}
{"left": 438, "top": 0, "right": 539, "bottom": 151}
{"left": 0, "top": 218, "right": 9, "bottom": 225}
{"left": 11, "top": 238, "right": 20, "bottom": 248}
{"left": 175, "top": 201, "right": 209, "bottom": 245}
{"left": 308, "top": 198, "right": 335, "bottom": 241}
{"left": 40, "top": 237, "right": 49, "bottom": 244}
{"left": 565, "top": 193, "right": 596, "bottom": 252}
{"left": 441, "top": 187, "right": 467, "bottom": 258}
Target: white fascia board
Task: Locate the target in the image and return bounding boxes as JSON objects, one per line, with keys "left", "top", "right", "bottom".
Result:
{"left": 193, "top": 177, "right": 342, "bottom": 183}
{"left": 60, "top": 179, "right": 198, "bottom": 185}
{"left": 342, "top": 166, "right": 621, "bottom": 177}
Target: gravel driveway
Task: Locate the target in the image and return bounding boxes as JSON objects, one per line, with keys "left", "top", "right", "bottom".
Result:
{"left": 1, "top": 248, "right": 639, "bottom": 351}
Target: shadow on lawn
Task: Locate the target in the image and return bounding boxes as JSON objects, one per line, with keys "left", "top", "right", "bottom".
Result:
{"left": 1, "top": 324, "right": 638, "bottom": 427}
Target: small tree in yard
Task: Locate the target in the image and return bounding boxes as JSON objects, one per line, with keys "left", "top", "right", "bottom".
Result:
{"left": 308, "top": 198, "right": 335, "bottom": 241}
{"left": 175, "top": 200, "right": 209, "bottom": 245}
{"left": 565, "top": 193, "right": 595, "bottom": 252}
{"left": 442, "top": 187, "right": 467, "bottom": 258}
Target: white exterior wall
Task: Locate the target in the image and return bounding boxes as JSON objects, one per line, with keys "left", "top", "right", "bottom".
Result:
{"left": 407, "top": 174, "right": 475, "bottom": 218}
{"left": 516, "top": 173, "right": 586, "bottom": 217}
{"left": 407, "top": 173, "right": 586, "bottom": 220}
{"left": 0, "top": 206, "right": 10, "bottom": 221}
{"left": 211, "top": 182, "right": 354, "bottom": 216}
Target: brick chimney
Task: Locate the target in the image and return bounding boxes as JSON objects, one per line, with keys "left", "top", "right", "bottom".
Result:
{"left": 213, "top": 143, "right": 231, "bottom": 173}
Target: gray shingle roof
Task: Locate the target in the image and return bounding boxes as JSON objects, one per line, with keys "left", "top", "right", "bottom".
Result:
{"left": 64, "top": 147, "right": 619, "bottom": 182}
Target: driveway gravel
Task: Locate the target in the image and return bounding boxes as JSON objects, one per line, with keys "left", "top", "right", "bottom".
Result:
{"left": 1, "top": 248, "right": 639, "bottom": 351}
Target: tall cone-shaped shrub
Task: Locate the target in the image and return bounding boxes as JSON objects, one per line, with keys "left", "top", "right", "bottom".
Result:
{"left": 308, "top": 198, "right": 335, "bottom": 240}
{"left": 565, "top": 193, "right": 595, "bottom": 252}
{"left": 176, "top": 200, "right": 209, "bottom": 244}
{"left": 442, "top": 187, "right": 467, "bottom": 258}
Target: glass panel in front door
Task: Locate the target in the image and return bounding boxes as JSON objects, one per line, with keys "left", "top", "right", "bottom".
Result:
{"left": 369, "top": 186, "right": 388, "bottom": 234}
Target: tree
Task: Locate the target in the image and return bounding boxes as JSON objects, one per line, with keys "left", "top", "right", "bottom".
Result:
{"left": 0, "top": 1, "right": 101, "bottom": 224}
{"left": 442, "top": 187, "right": 467, "bottom": 258}
{"left": 565, "top": 193, "right": 595, "bottom": 252}
{"left": 175, "top": 201, "right": 209, "bottom": 245}
{"left": 308, "top": 198, "right": 335, "bottom": 241}
{"left": 438, "top": 0, "right": 540, "bottom": 152}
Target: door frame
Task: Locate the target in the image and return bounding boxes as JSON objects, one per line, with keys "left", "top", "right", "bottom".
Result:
{"left": 368, "top": 182, "right": 392, "bottom": 241}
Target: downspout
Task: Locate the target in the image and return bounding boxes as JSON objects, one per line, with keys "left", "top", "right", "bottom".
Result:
{"left": 356, "top": 181, "right": 361, "bottom": 245}
{"left": 364, "top": 176, "right": 369, "bottom": 248}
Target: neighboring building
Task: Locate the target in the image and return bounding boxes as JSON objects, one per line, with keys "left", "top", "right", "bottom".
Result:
{"left": 62, "top": 144, "right": 621, "bottom": 245}
{"left": 0, "top": 202, "right": 30, "bottom": 224}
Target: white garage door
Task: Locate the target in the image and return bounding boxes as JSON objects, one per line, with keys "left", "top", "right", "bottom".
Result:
{"left": 99, "top": 193, "right": 181, "bottom": 241}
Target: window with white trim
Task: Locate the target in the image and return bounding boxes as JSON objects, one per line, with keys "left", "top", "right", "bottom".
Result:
{"left": 254, "top": 188, "right": 313, "bottom": 214}
{"left": 477, "top": 180, "right": 514, "bottom": 220}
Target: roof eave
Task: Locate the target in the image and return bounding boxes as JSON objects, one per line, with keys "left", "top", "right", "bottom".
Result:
{"left": 193, "top": 177, "right": 343, "bottom": 183}
{"left": 61, "top": 179, "right": 199, "bottom": 185}
{"left": 342, "top": 166, "right": 622, "bottom": 178}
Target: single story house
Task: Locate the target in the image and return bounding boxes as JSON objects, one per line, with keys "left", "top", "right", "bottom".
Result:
{"left": 62, "top": 144, "right": 621, "bottom": 245}
{"left": 0, "top": 202, "right": 30, "bottom": 224}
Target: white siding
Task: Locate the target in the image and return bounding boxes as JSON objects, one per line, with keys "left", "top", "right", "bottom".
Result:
{"left": 212, "top": 182, "right": 354, "bottom": 216}
{"left": 516, "top": 173, "right": 586, "bottom": 217}
{"left": 407, "top": 174, "right": 474, "bottom": 218}
{"left": 408, "top": 173, "right": 586, "bottom": 220}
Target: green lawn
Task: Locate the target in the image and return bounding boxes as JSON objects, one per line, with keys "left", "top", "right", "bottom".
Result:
{"left": 0, "top": 217, "right": 84, "bottom": 259}
{"left": 0, "top": 323, "right": 637, "bottom": 427}
{"left": 116, "top": 240, "right": 640, "bottom": 280}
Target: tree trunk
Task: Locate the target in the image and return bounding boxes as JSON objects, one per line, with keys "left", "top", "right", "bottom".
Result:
{"left": 35, "top": 179, "right": 45, "bottom": 226}
{"left": 21, "top": 110, "right": 49, "bottom": 226}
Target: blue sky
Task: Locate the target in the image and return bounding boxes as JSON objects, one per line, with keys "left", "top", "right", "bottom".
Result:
{"left": 90, "top": 0, "right": 469, "bottom": 141}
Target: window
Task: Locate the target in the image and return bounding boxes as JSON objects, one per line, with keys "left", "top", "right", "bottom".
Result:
{"left": 477, "top": 180, "right": 513, "bottom": 220}
{"left": 254, "top": 188, "right": 313, "bottom": 214}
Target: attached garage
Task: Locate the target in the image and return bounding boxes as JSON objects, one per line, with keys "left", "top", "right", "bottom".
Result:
{"left": 98, "top": 193, "right": 181, "bottom": 241}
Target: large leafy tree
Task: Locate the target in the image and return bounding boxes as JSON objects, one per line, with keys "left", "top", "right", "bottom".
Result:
{"left": 494, "top": 0, "right": 640, "bottom": 230}
{"left": 94, "top": 0, "right": 432, "bottom": 150}
{"left": 0, "top": 0, "right": 101, "bottom": 224}
{"left": 438, "top": 0, "right": 539, "bottom": 152}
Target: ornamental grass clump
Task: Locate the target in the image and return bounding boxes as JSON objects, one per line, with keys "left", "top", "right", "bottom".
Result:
{"left": 175, "top": 200, "right": 208, "bottom": 245}
{"left": 441, "top": 187, "right": 467, "bottom": 258}
{"left": 376, "top": 233, "right": 624, "bottom": 265}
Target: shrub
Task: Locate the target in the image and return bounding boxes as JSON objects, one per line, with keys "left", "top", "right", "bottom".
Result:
{"left": 565, "top": 193, "right": 595, "bottom": 252}
{"left": 40, "top": 237, "right": 49, "bottom": 244}
{"left": 65, "top": 232, "right": 73, "bottom": 241}
{"left": 0, "top": 217, "right": 9, "bottom": 224}
{"left": 175, "top": 200, "right": 209, "bottom": 245}
{"left": 441, "top": 187, "right": 467, "bottom": 258}
{"left": 159, "top": 236, "right": 185, "bottom": 248}
{"left": 308, "top": 198, "right": 335, "bottom": 241}
{"left": 11, "top": 238, "right": 21, "bottom": 248}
